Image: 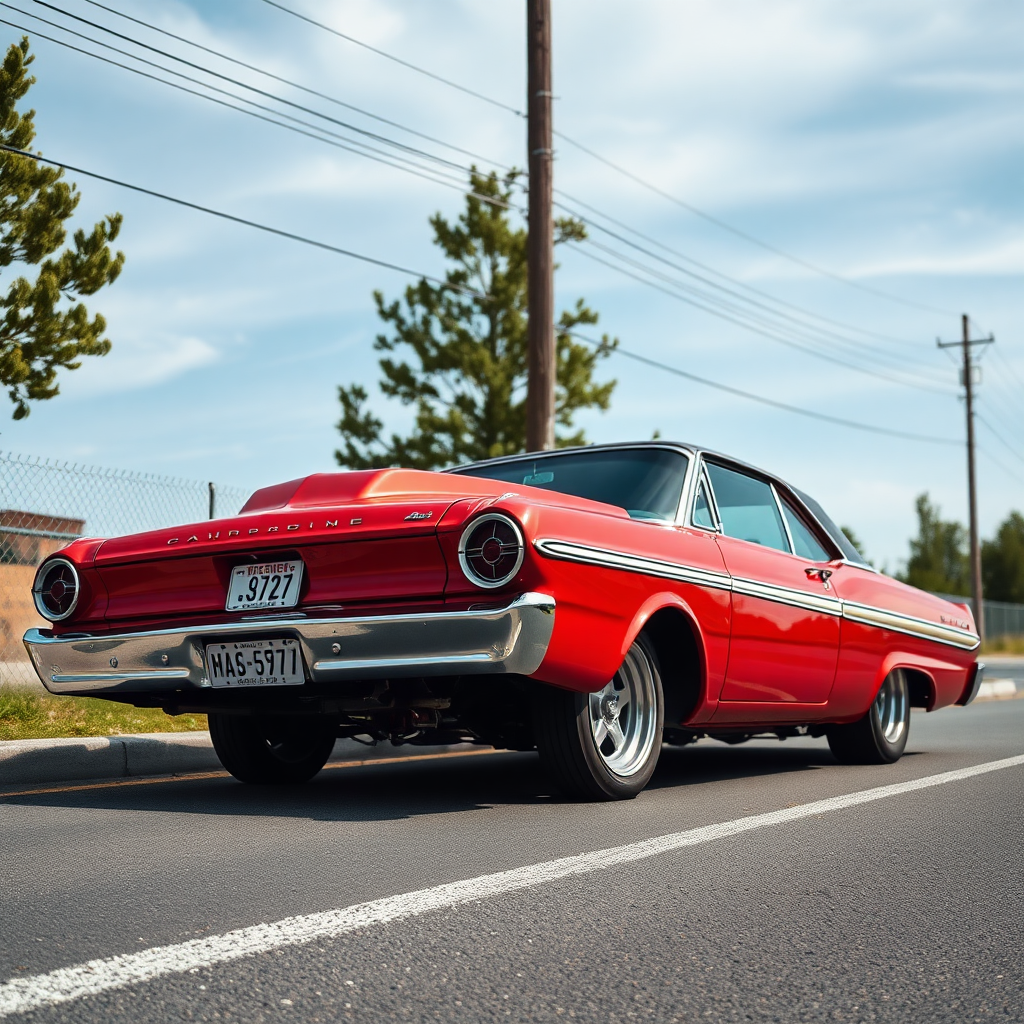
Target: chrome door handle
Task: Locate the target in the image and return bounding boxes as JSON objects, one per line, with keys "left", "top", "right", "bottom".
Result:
{"left": 805, "top": 567, "right": 833, "bottom": 589}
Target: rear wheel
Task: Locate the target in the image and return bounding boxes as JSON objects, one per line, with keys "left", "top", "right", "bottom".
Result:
{"left": 209, "top": 714, "right": 337, "bottom": 784}
{"left": 534, "top": 634, "right": 664, "bottom": 800}
{"left": 827, "top": 669, "right": 910, "bottom": 765}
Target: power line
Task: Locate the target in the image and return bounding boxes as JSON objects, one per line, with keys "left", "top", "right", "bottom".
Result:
{"left": 553, "top": 132, "right": 957, "bottom": 318}
{"left": 565, "top": 329, "right": 959, "bottom": 447}
{"left": 76, "top": 0, "right": 510, "bottom": 171}
{"left": 0, "top": 144, "right": 485, "bottom": 297}
{"left": 19, "top": 1, "right": 476, "bottom": 176}
{"left": 555, "top": 197, "right": 949, "bottom": 382}
{"left": 0, "top": 15, "right": 518, "bottom": 211}
{"left": 43, "top": 0, "right": 953, "bottom": 377}
{"left": 256, "top": 0, "right": 524, "bottom": 118}
{"left": 553, "top": 189, "right": 932, "bottom": 351}
{"left": 978, "top": 446, "right": 1024, "bottom": 489}
{"left": 977, "top": 412, "right": 1024, "bottom": 468}
{"left": 255, "top": 0, "right": 959, "bottom": 318}
{"left": 571, "top": 244, "right": 955, "bottom": 396}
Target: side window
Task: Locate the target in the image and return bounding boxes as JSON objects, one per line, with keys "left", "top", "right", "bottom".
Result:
{"left": 780, "top": 496, "right": 831, "bottom": 562}
{"left": 705, "top": 463, "right": 790, "bottom": 552}
{"left": 692, "top": 477, "right": 716, "bottom": 530}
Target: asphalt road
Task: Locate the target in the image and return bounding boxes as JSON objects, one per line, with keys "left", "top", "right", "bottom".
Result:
{"left": 985, "top": 657, "right": 1024, "bottom": 686}
{"left": 2, "top": 698, "right": 1023, "bottom": 1023}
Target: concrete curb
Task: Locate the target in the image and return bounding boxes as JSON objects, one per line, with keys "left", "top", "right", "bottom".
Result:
{"left": 0, "top": 732, "right": 474, "bottom": 788}
{"left": 976, "top": 678, "right": 1021, "bottom": 701}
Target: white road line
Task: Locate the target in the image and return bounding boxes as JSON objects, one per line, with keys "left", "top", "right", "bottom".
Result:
{"left": 2, "top": 753, "right": 1023, "bottom": 1018}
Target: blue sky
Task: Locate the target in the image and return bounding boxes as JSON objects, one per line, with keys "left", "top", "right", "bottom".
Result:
{"left": 1, "top": 0, "right": 1021, "bottom": 568}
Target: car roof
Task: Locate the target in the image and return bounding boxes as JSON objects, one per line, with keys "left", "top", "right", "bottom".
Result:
{"left": 450, "top": 441, "right": 870, "bottom": 567}
{"left": 450, "top": 440, "right": 784, "bottom": 489}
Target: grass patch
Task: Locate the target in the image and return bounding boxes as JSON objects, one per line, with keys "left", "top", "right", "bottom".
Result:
{"left": 0, "top": 687, "right": 206, "bottom": 741}
{"left": 981, "top": 635, "right": 1024, "bottom": 656}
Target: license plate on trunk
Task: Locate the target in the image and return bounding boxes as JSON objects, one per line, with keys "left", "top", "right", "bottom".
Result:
{"left": 206, "top": 638, "right": 304, "bottom": 688}
{"left": 225, "top": 559, "right": 303, "bottom": 612}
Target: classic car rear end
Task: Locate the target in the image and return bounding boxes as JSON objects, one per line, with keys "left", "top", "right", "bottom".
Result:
{"left": 24, "top": 443, "right": 982, "bottom": 801}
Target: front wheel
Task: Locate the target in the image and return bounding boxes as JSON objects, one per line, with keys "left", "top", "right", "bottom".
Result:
{"left": 209, "top": 714, "right": 337, "bottom": 784}
{"left": 827, "top": 669, "right": 910, "bottom": 765}
{"left": 534, "top": 634, "right": 664, "bottom": 800}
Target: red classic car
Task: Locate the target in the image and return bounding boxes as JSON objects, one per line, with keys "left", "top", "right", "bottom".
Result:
{"left": 24, "top": 442, "right": 982, "bottom": 800}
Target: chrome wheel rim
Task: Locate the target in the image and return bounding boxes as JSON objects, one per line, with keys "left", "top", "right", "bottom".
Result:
{"left": 588, "top": 644, "right": 659, "bottom": 777}
{"left": 874, "top": 670, "right": 908, "bottom": 745}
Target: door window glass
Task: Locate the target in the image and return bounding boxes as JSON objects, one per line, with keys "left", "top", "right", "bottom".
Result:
{"left": 780, "top": 496, "right": 831, "bottom": 561}
{"left": 692, "top": 477, "right": 716, "bottom": 529}
{"left": 705, "top": 463, "right": 790, "bottom": 552}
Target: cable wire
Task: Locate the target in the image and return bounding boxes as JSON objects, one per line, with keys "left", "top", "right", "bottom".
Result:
{"left": 556, "top": 197, "right": 950, "bottom": 382}
{"left": 553, "top": 189, "right": 935, "bottom": 351}
{"left": 0, "top": 15, "right": 518, "bottom": 212}
{"left": 77, "top": 0, "right": 511, "bottom": 171}
{"left": 0, "top": 144, "right": 486, "bottom": 297}
{"left": 978, "top": 446, "right": 1024, "bottom": 489}
{"left": 20, "top": 1, "right": 475, "bottom": 175}
{"left": 571, "top": 244, "right": 955, "bottom": 396}
{"left": 977, "top": 413, "right": 1024, "bottom": 468}
{"left": 564, "top": 329, "right": 959, "bottom": 446}
{"left": 254, "top": 0, "right": 959, "bottom": 318}
{"left": 256, "top": 0, "right": 524, "bottom": 117}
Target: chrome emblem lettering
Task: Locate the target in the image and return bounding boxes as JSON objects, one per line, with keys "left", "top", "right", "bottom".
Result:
{"left": 405, "top": 512, "right": 433, "bottom": 521}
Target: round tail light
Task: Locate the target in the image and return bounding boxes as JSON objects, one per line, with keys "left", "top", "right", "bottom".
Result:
{"left": 33, "top": 557, "right": 80, "bottom": 621}
{"left": 458, "top": 513, "right": 525, "bottom": 589}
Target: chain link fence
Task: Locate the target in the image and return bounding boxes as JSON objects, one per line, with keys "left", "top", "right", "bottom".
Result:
{"left": 1, "top": 451, "right": 251, "bottom": 688}
{"left": 932, "top": 592, "right": 1024, "bottom": 642}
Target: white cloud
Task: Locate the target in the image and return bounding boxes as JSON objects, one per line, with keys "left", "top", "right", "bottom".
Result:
{"left": 58, "top": 335, "right": 221, "bottom": 398}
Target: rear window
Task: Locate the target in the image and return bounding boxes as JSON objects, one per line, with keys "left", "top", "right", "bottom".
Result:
{"left": 452, "top": 448, "right": 689, "bottom": 521}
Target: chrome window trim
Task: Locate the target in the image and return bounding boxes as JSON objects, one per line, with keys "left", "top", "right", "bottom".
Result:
{"left": 686, "top": 464, "right": 722, "bottom": 534}
{"left": 769, "top": 482, "right": 796, "bottom": 556}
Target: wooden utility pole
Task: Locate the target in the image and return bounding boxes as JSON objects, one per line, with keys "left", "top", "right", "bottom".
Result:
{"left": 938, "top": 314, "right": 994, "bottom": 640}
{"left": 526, "top": 0, "right": 555, "bottom": 451}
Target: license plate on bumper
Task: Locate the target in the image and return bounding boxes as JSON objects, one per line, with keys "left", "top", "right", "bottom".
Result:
{"left": 206, "top": 639, "right": 304, "bottom": 688}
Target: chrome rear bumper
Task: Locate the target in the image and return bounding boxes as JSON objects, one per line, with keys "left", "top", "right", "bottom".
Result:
{"left": 23, "top": 593, "right": 556, "bottom": 696}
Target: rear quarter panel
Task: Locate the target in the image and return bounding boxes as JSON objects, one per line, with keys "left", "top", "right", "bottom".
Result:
{"left": 831, "top": 564, "right": 978, "bottom": 719}
{"left": 443, "top": 499, "right": 732, "bottom": 708}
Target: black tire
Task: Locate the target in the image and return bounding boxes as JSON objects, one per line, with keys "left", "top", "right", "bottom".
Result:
{"left": 209, "top": 713, "right": 337, "bottom": 784}
{"left": 534, "top": 633, "right": 664, "bottom": 801}
{"left": 827, "top": 669, "right": 910, "bottom": 765}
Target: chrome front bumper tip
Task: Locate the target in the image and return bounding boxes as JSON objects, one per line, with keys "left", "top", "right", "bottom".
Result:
{"left": 23, "top": 592, "right": 556, "bottom": 696}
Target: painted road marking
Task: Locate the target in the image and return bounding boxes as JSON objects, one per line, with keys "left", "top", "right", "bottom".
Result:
{"left": 0, "top": 747, "right": 500, "bottom": 800}
{"left": 1, "top": 753, "right": 1023, "bottom": 1018}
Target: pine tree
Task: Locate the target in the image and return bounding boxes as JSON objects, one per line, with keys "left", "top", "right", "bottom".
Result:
{"left": 0, "top": 37, "right": 124, "bottom": 419}
{"left": 335, "top": 169, "right": 615, "bottom": 469}
{"left": 899, "top": 493, "right": 969, "bottom": 595}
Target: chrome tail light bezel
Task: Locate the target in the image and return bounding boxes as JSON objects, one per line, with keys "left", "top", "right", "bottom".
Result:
{"left": 32, "top": 556, "right": 81, "bottom": 622}
{"left": 458, "top": 513, "right": 525, "bottom": 590}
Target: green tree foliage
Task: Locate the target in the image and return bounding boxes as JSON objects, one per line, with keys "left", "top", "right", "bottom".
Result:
{"left": 899, "top": 493, "right": 969, "bottom": 595}
{"left": 0, "top": 37, "right": 124, "bottom": 419}
{"left": 839, "top": 524, "right": 870, "bottom": 565}
{"left": 335, "top": 169, "right": 616, "bottom": 469}
{"left": 982, "top": 511, "right": 1024, "bottom": 603}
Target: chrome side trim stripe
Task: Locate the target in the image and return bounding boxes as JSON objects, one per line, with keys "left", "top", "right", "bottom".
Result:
{"left": 534, "top": 538, "right": 980, "bottom": 650}
{"left": 843, "top": 602, "right": 980, "bottom": 651}
{"left": 731, "top": 576, "right": 842, "bottom": 617}
{"left": 534, "top": 539, "right": 732, "bottom": 592}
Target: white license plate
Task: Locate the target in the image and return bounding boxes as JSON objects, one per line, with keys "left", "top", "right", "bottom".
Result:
{"left": 206, "top": 639, "right": 304, "bottom": 688}
{"left": 226, "top": 560, "right": 303, "bottom": 612}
